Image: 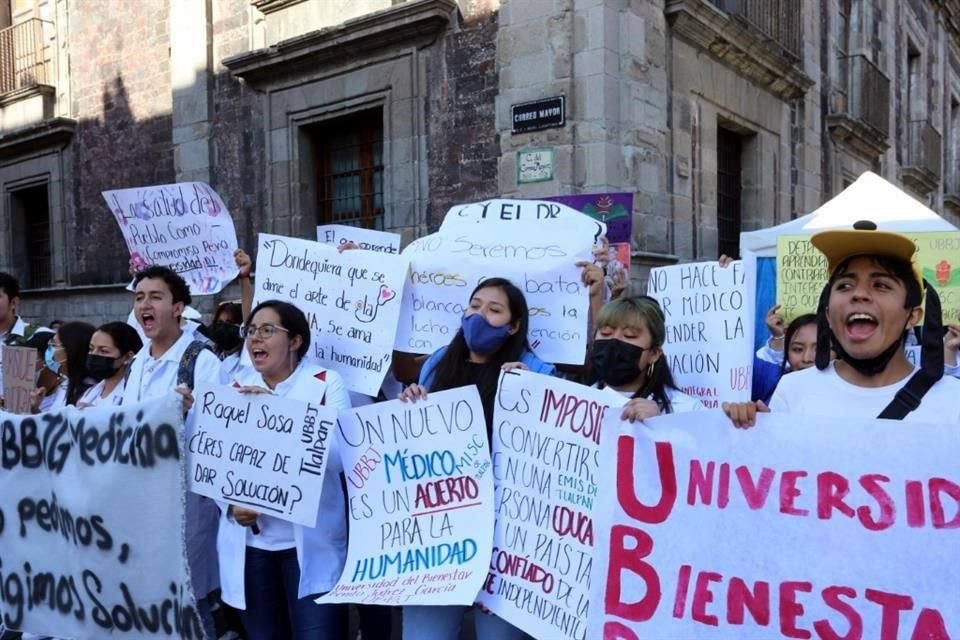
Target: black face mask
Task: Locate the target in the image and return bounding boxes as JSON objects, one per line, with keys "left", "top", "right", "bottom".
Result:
{"left": 86, "top": 354, "right": 123, "bottom": 382}
{"left": 214, "top": 323, "right": 242, "bottom": 353}
{"left": 591, "top": 338, "right": 645, "bottom": 387}
{"left": 832, "top": 332, "right": 906, "bottom": 377}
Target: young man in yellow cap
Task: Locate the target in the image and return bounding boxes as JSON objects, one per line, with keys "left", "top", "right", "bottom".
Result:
{"left": 725, "top": 220, "right": 960, "bottom": 425}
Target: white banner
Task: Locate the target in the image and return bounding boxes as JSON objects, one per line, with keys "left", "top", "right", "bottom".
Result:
{"left": 589, "top": 411, "right": 960, "bottom": 639}
{"left": 317, "top": 224, "right": 401, "bottom": 255}
{"left": 477, "top": 370, "right": 625, "bottom": 640}
{"left": 394, "top": 199, "right": 603, "bottom": 365}
{"left": 318, "top": 386, "right": 494, "bottom": 606}
{"left": 188, "top": 383, "right": 336, "bottom": 527}
{"left": 0, "top": 395, "right": 200, "bottom": 639}
{"left": 252, "top": 233, "right": 408, "bottom": 396}
{"left": 646, "top": 261, "right": 754, "bottom": 406}
{"left": 103, "top": 182, "right": 239, "bottom": 295}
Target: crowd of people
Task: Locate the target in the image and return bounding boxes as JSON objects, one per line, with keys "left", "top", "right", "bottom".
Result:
{"left": 2, "top": 219, "right": 958, "bottom": 640}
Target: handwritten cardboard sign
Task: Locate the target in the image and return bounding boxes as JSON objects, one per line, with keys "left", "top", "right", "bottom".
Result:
{"left": 647, "top": 261, "right": 754, "bottom": 406}
{"left": 317, "top": 224, "right": 401, "bottom": 254}
{"left": 476, "top": 370, "right": 625, "bottom": 640}
{"left": 776, "top": 231, "right": 960, "bottom": 324}
{"left": 395, "top": 199, "right": 603, "bottom": 365}
{"left": 2, "top": 345, "right": 36, "bottom": 414}
{"left": 0, "top": 394, "right": 199, "bottom": 639}
{"left": 102, "top": 182, "right": 239, "bottom": 295}
{"left": 252, "top": 233, "right": 408, "bottom": 396}
{"left": 317, "top": 386, "right": 494, "bottom": 606}
{"left": 589, "top": 410, "right": 960, "bottom": 639}
{"left": 188, "top": 383, "right": 336, "bottom": 527}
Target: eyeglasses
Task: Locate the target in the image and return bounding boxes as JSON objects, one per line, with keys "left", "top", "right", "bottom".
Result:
{"left": 240, "top": 323, "right": 290, "bottom": 340}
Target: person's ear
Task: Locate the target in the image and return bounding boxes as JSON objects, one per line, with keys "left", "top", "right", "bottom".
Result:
{"left": 508, "top": 319, "right": 520, "bottom": 336}
{"left": 289, "top": 334, "right": 304, "bottom": 354}
{"left": 906, "top": 306, "right": 924, "bottom": 330}
{"left": 173, "top": 301, "right": 185, "bottom": 320}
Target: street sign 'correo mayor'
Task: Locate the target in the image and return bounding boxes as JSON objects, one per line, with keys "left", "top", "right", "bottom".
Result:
{"left": 511, "top": 96, "right": 565, "bottom": 134}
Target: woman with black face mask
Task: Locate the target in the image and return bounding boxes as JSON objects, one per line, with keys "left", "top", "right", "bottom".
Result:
{"left": 590, "top": 296, "right": 706, "bottom": 420}
{"left": 77, "top": 322, "right": 143, "bottom": 409}
{"left": 212, "top": 300, "right": 245, "bottom": 383}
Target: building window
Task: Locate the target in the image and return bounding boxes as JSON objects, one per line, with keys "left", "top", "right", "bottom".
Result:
{"left": 309, "top": 110, "right": 384, "bottom": 230}
{"left": 836, "top": 0, "right": 851, "bottom": 105}
{"left": 9, "top": 183, "right": 50, "bottom": 288}
{"left": 717, "top": 126, "right": 744, "bottom": 259}
{"left": 907, "top": 42, "right": 922, "bottom": 119}
{"left": 949, "top": 97, "right": 960, "bottom": 194}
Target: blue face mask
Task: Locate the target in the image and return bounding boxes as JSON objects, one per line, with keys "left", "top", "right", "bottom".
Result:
{"left": 45, "top": 344, "right": 62, "bottom": 374}
{"left": 461, "top": 313, "right": 513, "bottom": 355}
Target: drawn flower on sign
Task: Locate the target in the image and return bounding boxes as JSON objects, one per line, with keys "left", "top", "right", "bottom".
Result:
{"left": 130, "top": 252, "right": 148, "bottom": 270}
{"left": 134, "top": 198, "right": 152, "bottom": 221}
{"left": 936, "top": 259, "right": 952, "bottom": 286}
{"left": 596, "top": 195, "right": 614, "bottom": 212}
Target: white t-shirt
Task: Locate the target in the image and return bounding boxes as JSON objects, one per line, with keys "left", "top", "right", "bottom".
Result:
{"left": 218, "top": 352, "right": 246, "bottom": 385}
{"left": 770, "top": 362, "right": 960, "bottom": 423}
{"left": 77, "top": 379, "right": 125, "bottom": 408}
{"left": 598, "top": 385, "right": 706, "bottom": 414}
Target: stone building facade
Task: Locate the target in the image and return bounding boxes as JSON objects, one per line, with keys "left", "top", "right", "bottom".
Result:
{"left": 0, "top": 0, "right": 957, "bottom": 324}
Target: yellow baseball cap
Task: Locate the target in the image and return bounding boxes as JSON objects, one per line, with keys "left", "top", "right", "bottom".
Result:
{"left": 811, "top": 220, "right": 923, "bottom": 289}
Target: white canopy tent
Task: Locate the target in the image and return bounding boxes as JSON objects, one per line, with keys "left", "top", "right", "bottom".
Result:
{"left": 739, "top": 171, "right": 958, "bottom": 348}
{"left": 741, "top": 171, "right": 958, "bottom": 259}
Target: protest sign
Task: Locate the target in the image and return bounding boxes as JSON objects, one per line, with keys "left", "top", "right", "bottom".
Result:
{"left": 543, "top": 193, "right": 633, "bottom": 245}
{"left": 318, "top": 386, "right": 494, "bottom": 606}
{"left": 476, "top": 370, "right": 626, "bottom": 640}
{"left": 317, "top": 224, "right": 401, "bottom": 254}
{"left": 0, "top": 394, "right": 200, "bottom": 639}
{"left": 2, "top": 345, "right": 36, "bottom": 414}
{"left": 251, "top": 233, "right": 408, "bottom": 396}
{"left": 102, "top": 182, "right": 239, "bottom": 295}
{"left": 188, "top": 383, "right": 336, "bottom": 527}
{"left": 589, "top": 410, "right": 960, "bottom": 639}
{"left": 777, "top": 231, "right": 960, "bottom": 323}
{"left": 647, "top": 261, "right": 753, "bottom": 406}
{"left": 395, "top": 199, "right": 603, "bottom": 365}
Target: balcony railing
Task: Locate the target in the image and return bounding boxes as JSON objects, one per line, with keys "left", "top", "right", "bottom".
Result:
{"left": 907, "top": 119, "right": 942, "bottom": 181}
{"left": 0, "top": 18, "right": 50, "bottom": 95}
{"left": 841, "top": 54, "right": 890, "bottom": 137}
{"left": 707, "top": 0, "right": 802, "bottom": 60}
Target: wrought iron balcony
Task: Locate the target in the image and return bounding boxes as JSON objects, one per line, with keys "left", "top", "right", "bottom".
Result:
{"left": 827, "top": 54, "right": 890, "bottom": 158}
{"left": 706, "top": 0, "right": 802, "bottom": 60}
{"left": 0, "top": 18, "right": 50, "bottom": 95}
{"left": 902, "top": 119, "right": 942, "bottom": 194}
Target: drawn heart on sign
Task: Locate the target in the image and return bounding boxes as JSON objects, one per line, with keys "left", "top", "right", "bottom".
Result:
{"left": 378, "top": 285, "right": 396, "bottom": 306}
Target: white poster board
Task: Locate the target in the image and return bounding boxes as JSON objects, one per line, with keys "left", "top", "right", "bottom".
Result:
{"left": 589, "top": 410, "right": 960, "bottom": 639}
{"left": 188, "top": 383, "right": 337, "bottom": 527}
{"left": 317, "top": 224, "right": 401, "bottom": 254}
{"left": 0, "top": 395, "right": 199, "bottom": 639}
{"left": 647, "top": 261, "right": 754, "bottom": 406}
{"left": 318, "top": 386, "right": 494, "bottom": 606}
{"left": 394, "top": 199, "right": 604, "bottom": 365}
{"left": 252, "top": 233, "right": 408, "bottom": 396}
{"left": 476, "top": 370, "right": 626, "bottom": 640}
{"left": 103, "top": 182, "right": 239, "bottom": 294}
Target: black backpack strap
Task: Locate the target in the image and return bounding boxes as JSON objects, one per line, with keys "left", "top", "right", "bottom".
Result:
{"left": 176, "top": 340, "right": 212, "bottom": 389}
{"left": 877, "top": 371, "right": 936, "bottom": 420}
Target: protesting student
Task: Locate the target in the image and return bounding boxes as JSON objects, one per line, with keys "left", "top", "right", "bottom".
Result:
{"left": 724, "top": 220, "right": 960, "bottom": 427}
{"left": 751, "top": 312, "right": 817, "bottom": 404}
{"left": 0, "top": 272, "right": 47, "bottom": 401}
{"left": 400, "top": 277, "right": 552, "bottom": 640}
{"left": 120, "top": 265, "right": 222, "bottom": 639}
{"left": 212, "top": 300, "right": 244, "bottom": 382}
{"left": 590, "top": 296, "right": 705, "bottom": 419}
{"left": 214, "top": 299, "right": 350, "bottom": 640}
{"left": 76, "top": 321, "right": 143, "bottom": 408}
{"left": 33, "top": 321, "right": 96, "bottom": 412}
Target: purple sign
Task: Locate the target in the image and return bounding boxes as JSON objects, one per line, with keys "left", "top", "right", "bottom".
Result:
{"left": 542, "top": 192, "right": 633, "bottom": 244}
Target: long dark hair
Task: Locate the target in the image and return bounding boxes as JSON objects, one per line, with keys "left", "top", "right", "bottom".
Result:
{"left": 58, "top": 321, "right": 96, "bottom": 406}
{"left": 779, "top": 313, "right": 817, "bottom": 375}
{"left": 594, "top": 296, "right": 680, "bottom": 413}
{"left": 247, "top": 300, "right": 311, "bottom": 362}
{"left": 428, "top": 278, "right": 531, "bottom": 422}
